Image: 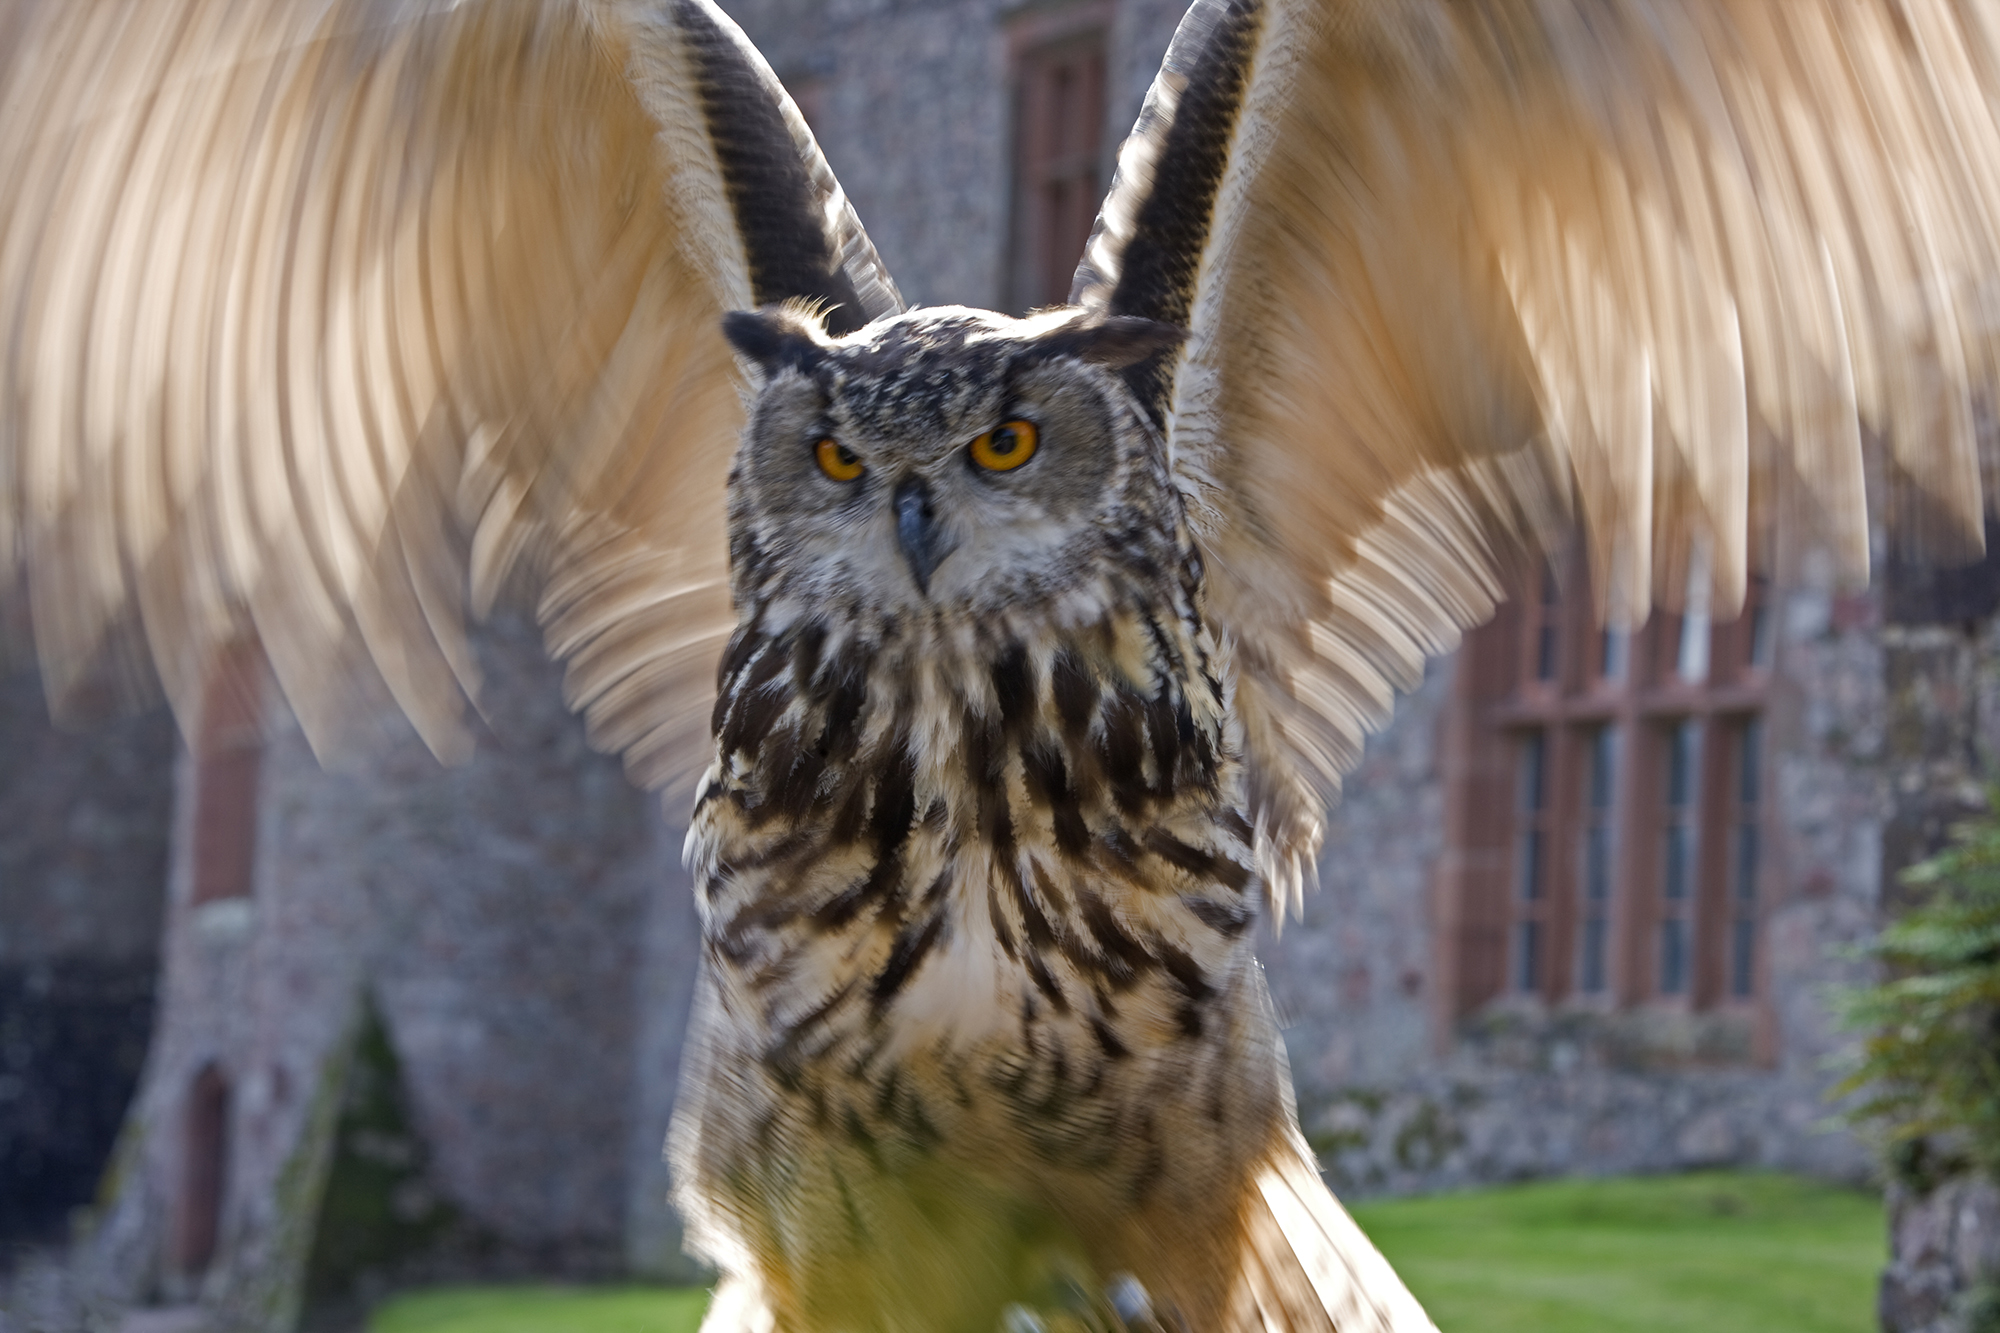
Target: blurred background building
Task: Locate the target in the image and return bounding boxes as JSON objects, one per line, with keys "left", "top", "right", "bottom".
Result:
{"left": 3, "top": 0, "right": 1997, "bottom": 1329}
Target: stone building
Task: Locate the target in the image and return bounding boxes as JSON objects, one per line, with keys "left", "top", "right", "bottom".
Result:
{"left": 0, "top": 641, "right": 176, "bottom": 1259}
{"left": 4, "top": 1, "right": 1997, "bottom": 1330}
{"left": 2, "top": 608, "right": 708, "bottom": 1333}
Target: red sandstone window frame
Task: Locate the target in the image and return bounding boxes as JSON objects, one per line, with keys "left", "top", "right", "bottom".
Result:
{"left": 1006, "top": 4, "right": 1111, "bottom": 313}
{"left": 1434, "top": 543, "right": 1772, "bottom": 1035}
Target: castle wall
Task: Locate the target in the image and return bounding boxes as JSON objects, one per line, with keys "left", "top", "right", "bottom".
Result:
{"left": 0, "top": 601, "right": 177, "bottom": 1251}
{"left": 78, "top": 613, "right": 701, "bottom": 1329}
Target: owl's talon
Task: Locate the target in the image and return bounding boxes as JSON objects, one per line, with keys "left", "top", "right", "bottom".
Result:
{"left": 1105, "top": 1274, "right": 1151, "bottom": 1325}
{"left": 1001, "top": 1304, "right": 1048, "bottom": 1333}
{"left": 1000, "top": 1273, "right": 1174, "bottom": 1333}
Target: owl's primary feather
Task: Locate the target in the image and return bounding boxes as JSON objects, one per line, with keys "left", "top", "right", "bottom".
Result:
{"left": 5, "top": 0, "right": 2000, "bottom": 1329}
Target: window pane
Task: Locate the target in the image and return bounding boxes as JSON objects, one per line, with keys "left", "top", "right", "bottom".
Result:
{"left": 1667, "top": 721, "right": 1700, "bottom": 807}
{"left": 1739, "top": 716, "right": 1762, "bottom": 805}
{"left": 1577, "top": 726, "right": 1618, "bottom": 995}
{"left": 1579, "top": 918, "right": 1608, "bottom": 993}
{"left": 1730, "top": 716, "right": 1763, "bottom": 998}
{"left": 1517, "top": 920, "right": 1542, "bottom": 993}
{"left": 1520, "top": 732, "right": 1546, "bottom": 811}
{"left": 1534, "top": 567, "right": 1559, "bottom": 681}
{"left": 1599, "top": 627, "right": 1629, "bottom": 680}
{"left": 1519, "top": 829, "right": 1545, "bottom": 901}
{"left": 1676, "top": 614, "right": 1710, "bottom": 682}
{"left": 1749, "top": 601, "right": 1774, "bottom": 668}
{"left": 1658, "top": 720, "right": 1700, "bottom": 997}
{"left": 1660, "top": 917, "right": 1688, "bottom": 994}
{"left": 1584, "top": 825, "right": 1612, "bottom": 901}
{"left": 1730, "top": 918, "right": 1756, "bottom": 997}
{"left": 1513, "top": 730, "right": 1549, "bottom": 992}
{"left": 1662, "top": 824, "right": 1691, "bottom": 900}
{"left": 1746, "top": 576, "right": 1775, "bottom": 670}
{"left": 1733, "top": 824, "right": 1759, "bottom": 904}
{"left": 1589, "top": 727, "right": 1618, "bottom": 812}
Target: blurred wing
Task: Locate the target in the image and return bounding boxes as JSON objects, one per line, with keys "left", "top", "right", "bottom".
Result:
{"left": 0, "top": 0, "right": 899, "bottom": 790}
{"left": 1079, "top": 0, "right": 2000, "bottom": 892}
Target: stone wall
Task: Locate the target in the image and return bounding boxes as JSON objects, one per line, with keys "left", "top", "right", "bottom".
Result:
{"left": 726, "top": 0, "right": 1013, "bottom": 311}
{"left": 0, "top": 652, "right": 177, "bottom": 1251}
{"left": 722, "top": 0, "right": 1190, "bottom": 312}
{"left": 73, "top": 611, "right": 702, "bottom": 1331}
{"left": 1884, "top": 1176, "right": 2000, "bottom": 1333}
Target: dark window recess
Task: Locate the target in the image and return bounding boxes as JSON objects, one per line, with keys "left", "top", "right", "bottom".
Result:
{"left": 1884, "top": 514, "right": 2000, "bottom": 626}
{"left": 1010, "top": 33, "right": 1106, "bottom": 311}
{"left": 175, "top": 1063, "right": 230, "bottom": 1275}
{"left": 0, "top": 962, "right": 161, "bottom": 1242}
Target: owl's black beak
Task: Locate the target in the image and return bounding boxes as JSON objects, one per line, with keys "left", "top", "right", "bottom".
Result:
{"left": 893, "top": 477, "right": 952, "bottom": 594}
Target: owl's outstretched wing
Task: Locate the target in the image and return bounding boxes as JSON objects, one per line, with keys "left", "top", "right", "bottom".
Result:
{"left": 0, "top": 0, "right": 899, "bottom": 787}
{"left": 1079, "top": 0, "right": 2000, "bottom": 894}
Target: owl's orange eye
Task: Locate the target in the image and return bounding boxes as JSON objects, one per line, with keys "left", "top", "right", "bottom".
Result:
{"left": 815, "top": 437, "right": 864, "bottom": 481}
{"left": 969, "top": 419, "right": 1039, "bottom": 472}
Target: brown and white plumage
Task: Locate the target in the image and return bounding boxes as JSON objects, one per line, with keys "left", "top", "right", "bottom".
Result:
{"left": 3, "top": 0, "right": 2000, "bottom": 1328}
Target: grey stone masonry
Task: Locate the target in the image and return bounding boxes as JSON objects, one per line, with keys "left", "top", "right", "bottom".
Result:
{"left": 1883, "top": 1176, "right": 2000, "bottom": 1333}
{"left": 63, "top": 610, "right": 702, "bottom": 1333}
{"left": 0, "top": 599, "right": 177, "bottom": 1254}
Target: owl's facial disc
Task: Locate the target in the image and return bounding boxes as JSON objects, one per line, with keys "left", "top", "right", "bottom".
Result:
{"left": 726, "top": 305, "right": 1183, "bottom": 617}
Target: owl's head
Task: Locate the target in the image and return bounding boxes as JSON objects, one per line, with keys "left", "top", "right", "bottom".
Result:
{"left": 720, "top": 305, "right": 1187, "bottom": 625}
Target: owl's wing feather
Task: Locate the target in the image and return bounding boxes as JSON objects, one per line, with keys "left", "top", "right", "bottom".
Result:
{"left": 1082, "top": 0, "right": 2000, "bottom": 896}
{"left": 0, "top": 0, "right": 898, "bottom": 789}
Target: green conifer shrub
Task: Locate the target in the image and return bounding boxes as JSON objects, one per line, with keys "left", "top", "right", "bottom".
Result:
{"left": 1840, "top": 788, "right": 2000, "bottom": 1180}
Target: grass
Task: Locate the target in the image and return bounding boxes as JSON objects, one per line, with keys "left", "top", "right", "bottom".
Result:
{"left": 367, "top": 1284, "right": 710, "bottom": 1333}
{"left": 365, "top": 1172, "right": 1883, "bottom": 1333}
{"left": 1348, "top": 1170, "right": 1885, "bottom": 1333}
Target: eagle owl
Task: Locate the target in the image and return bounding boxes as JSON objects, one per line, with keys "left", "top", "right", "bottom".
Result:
{"left": 670, "top": 304, "right": 1361, "bottom": 1329}
{"left": 3, "top": 0, "right": 1998, "bottom": 1329}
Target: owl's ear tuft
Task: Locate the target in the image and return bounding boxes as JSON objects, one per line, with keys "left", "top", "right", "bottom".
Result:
{"left": 723, "top": 305, "right": 831, "bottom": 377}
{"left": 1031, "top": 315, "right": 1187, "bottom": 371}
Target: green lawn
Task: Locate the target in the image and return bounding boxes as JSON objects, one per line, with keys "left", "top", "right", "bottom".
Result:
{"left": 1349, "top": 1171, "right": 1885, "bottom": 1333}
{"left": 368, "top": 1284, "right": 710, "bottom": 1333}
{"left": 366, "top": 1171, "right": 1883, "bottom": 1333}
